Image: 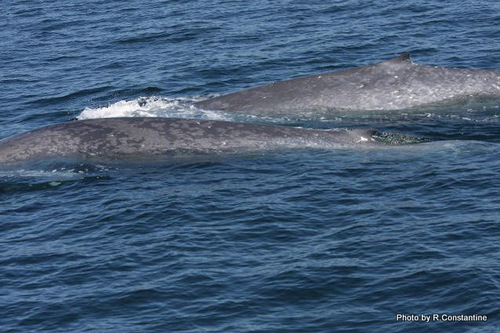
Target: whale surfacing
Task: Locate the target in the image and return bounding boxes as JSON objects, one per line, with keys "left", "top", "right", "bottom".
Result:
{"left": 0, "top": 117, "right": 383, "bottom": 165}
{"left": 194, "top": 53, "right": 500, "bottom": 114}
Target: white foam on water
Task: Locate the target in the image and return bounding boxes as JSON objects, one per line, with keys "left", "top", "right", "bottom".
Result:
{"left": 76, "top": 96, "right": 233, "bottom": 121}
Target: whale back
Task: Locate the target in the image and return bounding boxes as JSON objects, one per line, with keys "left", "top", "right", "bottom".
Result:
{"left": 194, "top": 53, "right": 500, "bottom": 113}
{"left": 0, "top": 118, "right": 381, "bottom": 165}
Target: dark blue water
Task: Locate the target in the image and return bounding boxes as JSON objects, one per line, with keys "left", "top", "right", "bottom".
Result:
{"left": 1, "top": 1, "right": 499, "bottom": 332}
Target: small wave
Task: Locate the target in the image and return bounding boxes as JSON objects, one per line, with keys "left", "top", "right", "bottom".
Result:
{"left": 76, "top": 96, "right": 233, "bottom": 121}
{"left": 0, "top": 164, "right": 112, "bottom": 193}
{"left": 31, "top": 86, "right": 114, "bottom": 107}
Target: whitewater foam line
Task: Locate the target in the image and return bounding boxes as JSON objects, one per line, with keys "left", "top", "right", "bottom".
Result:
{"left": 76, "top": 96, "right": 233, "bottom": 121}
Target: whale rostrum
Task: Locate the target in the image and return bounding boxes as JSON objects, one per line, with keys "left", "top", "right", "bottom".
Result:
{"left": 194, "top": 53, "right": 500, "bottom": 113}
{"left": 0, "top": 117, "right": 391, "bottom": 165}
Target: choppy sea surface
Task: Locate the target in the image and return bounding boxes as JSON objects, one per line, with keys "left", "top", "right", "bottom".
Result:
{"left": 1, "top": 1, "right": 499, "bottom": 332}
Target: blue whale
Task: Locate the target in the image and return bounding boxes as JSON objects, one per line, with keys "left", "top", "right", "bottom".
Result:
{"left": 194, "top": 53, "right": 499, "bottom": 114}
{"left": 0, "top": 117, "right": 389, "bottom": 165}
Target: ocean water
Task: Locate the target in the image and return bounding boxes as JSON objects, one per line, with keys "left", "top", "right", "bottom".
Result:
{"left": 0, "top": 1, "right": 499, "bottom": 332}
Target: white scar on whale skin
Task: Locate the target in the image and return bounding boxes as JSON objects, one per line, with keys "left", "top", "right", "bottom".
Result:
{"left": 194, "top": 53, "right": 500, "bottom": 114}
{"left": 0, "top": 117, "right": 387, "bottom": 165}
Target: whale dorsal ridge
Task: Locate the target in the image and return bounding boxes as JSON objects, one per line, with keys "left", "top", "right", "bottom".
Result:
{"left": 395, "top": 52, "right": 411, "bottom": 61}
{"left": 382, "top": 52, "right": 412, "bottom": 66}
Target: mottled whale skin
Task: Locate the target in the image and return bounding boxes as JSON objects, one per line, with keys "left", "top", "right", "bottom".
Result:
{"left": 194, "top": 53, "right": 500, "bottom": 113}
{"left": 0, "top": 117, "right": 381, "bottom": 165}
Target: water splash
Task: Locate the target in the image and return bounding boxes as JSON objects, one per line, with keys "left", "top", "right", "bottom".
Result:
{"left": 76, "top": 96, "right": 232, "bottom": 121}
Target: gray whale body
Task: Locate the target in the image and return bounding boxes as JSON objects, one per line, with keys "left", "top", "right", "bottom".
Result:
{"left": 0, "top": 117, "right": 382, "bottom": 165}
{"left": 194, "top": 53, "right": 500, "bottom": 114}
